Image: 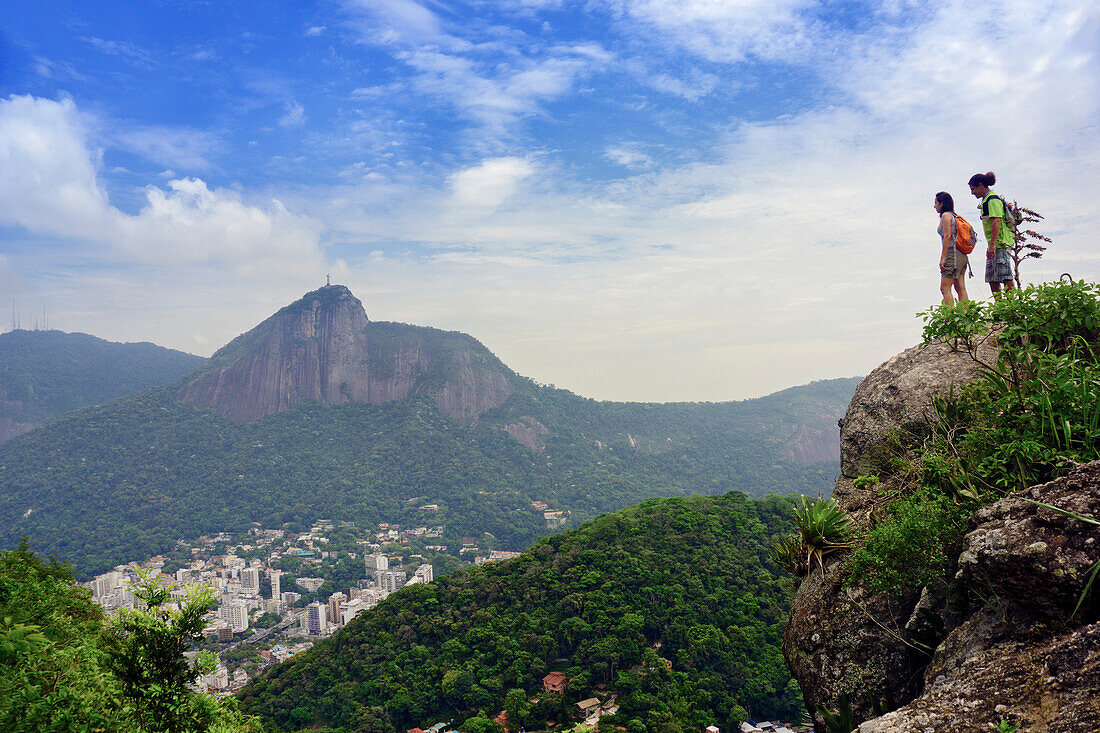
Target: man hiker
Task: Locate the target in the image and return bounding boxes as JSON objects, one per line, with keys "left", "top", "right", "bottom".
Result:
{"left": 968, "top": 171, "right": 1015, "bottom": 296}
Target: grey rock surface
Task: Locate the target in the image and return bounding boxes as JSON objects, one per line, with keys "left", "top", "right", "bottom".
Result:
{"left": 837, "top": 339, "right": 995, "bottom": 484}
{"left": 786, "top": 339, "right": 994, "bottom": 727}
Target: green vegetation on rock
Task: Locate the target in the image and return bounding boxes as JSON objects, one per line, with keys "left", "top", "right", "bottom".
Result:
{"left": 844, "top": 281, "right": 1100, "bottom": 595}
{"left": 0, "top": 329, "right": 204, "bottom": 428}
{"left": 237, "top": 493, "right": 803, "bottom": 733}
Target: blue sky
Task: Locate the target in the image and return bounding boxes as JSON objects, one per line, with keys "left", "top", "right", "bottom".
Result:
{"left": 1, "top": 1, "right": 1098, "bottom": 401}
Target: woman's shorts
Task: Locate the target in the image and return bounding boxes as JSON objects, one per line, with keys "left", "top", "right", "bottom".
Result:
{"left": 940, "top": 246, "right": 967, "bottom": 279}
{"left": 985, "top": 247, "right": 1014, "bottom": 283}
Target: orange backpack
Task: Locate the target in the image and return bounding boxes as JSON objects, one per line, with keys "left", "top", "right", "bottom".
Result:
{"left": 952, "top": 213, "right": 978, "bottom": 255}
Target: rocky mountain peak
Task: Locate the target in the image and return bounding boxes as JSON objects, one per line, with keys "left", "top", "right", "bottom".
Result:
{"left": 178, "top": 286, "right": 515, "bottom": 423}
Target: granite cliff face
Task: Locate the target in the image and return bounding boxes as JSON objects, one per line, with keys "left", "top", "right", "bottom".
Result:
{"left": 784, "top": 340, "right": 1100, "bottom": 732}
{"left": 178, "top": 285, "right": 516, "bottom": 423}
{"left": 0, "top": 415, "right": 38, "bottom": 444}
{"left": 0, "top": 383, "right": 38, "bottom": 442}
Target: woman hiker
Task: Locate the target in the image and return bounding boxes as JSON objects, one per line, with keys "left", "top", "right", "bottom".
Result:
{"left": 935, "top": 191, "right": 969, "bottom": 305}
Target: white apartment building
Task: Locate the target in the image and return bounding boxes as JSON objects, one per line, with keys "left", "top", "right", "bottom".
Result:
{"left": 376, "top": 569, "right": 407, "bottom": 594}
{"left": 365, "top": 553, "right": 389, "bottom": 573}
{"left": 240, "top": 566, "right": 260, "bottom": 594}
{"left": 268, "top": 570, "right": 282, "bottom": 600}
{"left": 202, "top": 665, "right": 230, "bottom": 692}
{"left": 341, "top": 597, "right": 367, "bottom": 625}
{"left": 218, "top": 599, "right": 250, "bottom": 633}
{"left": 414, "top": 563, "right": 434, "bottom": 584}
{"left": 306, "top": 601, "right": 328, "bottom": 634}
{"left": 296, "top": 577, "right": 325, "bottom": 592}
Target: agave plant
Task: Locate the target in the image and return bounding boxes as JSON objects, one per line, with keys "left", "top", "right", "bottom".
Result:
{"left": 794, "top": 495, "right": 855, "bottom": 579}
{"left": 772, "top": 534, "right": 804, "bottom": 576}
{"left": 817, "top": 693, "right": 857, "bottom": 733}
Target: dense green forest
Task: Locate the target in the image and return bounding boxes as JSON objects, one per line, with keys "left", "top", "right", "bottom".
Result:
{"left": 238, "top": 493, "right": 802, "bottom": 732}
{"left": 0, "top": 329, "right": 204, "bottom": 428}
{"left": 0, "top": 541, "right": 259, "bottom": 732}
{"left": 0, "top": 371, "right": 855, "bottom": 577}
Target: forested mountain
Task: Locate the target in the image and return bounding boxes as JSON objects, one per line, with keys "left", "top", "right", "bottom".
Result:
{"left": 238, "top": 493, "right": 803, "bottom": 732}
{"left": 0, "top": 287, "right": 857, "bottom": 576}
{"left": 0, "top": 329, "right": 205, "bottom": 442}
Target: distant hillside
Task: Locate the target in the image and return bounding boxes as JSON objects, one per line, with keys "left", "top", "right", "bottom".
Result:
{"left": 0, "top": 287, "right": 857, "bottom": 576}
{"left": 0, "top": 330, "right": 205, "bottom": 442}
{"left": 238, "top": 493, "right": 803, "bottom": 731}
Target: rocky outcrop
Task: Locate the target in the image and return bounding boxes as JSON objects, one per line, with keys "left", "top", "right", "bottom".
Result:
{"left": 0, "top": 416, "right": 38, "bottom": 443}
{"left": 783, "top": 337, "right": 1100, "bottom": 732}
{"left": 179, "top": 285, "right": 516, "bottom": 423}
{"left": 837, "top": 340, "right": 996, "bottom": 482}
{"left": 0, "top": 387, "right": 36, "bottom": 441}
{"left": 857, "top": 463, "right": 1100, "bottom": 733}
{"left": 504, "top": 417, "right": 549, "bottom": 451}
{"left": 786, "top": 423, "right": 843, "bottom": 464}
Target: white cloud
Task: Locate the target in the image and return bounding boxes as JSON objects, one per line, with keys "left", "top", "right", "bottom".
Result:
{"left": 605, "top": 145, "right": 653, "bottom": 169}
{"left": 279, "top": 101, "right": 306, "bottom": 128}
{"left": 82, "top": 36, "right": 155, "bottom": 67}
{"left": 448, "top": 157, "right": 535, "bottom": 209}
{"left": 305, "top": 25, "right": 327, "bottom": 36}
{"left": 342, "top": 0, "right": 454, "bottom": 46}
{"left": 0, "top": 95, "right": 323, "bottom": 278}
{"left": 397, "top": 46, "right": 605, "bottom": 137}
{"left": 0, "top": 95, "right": 114, "bottom": 240}
{"left": 342, "top": 1, "right": 609, "bottom": 140}
{"left": 603, "top": 0, "right": 817, "bottom": 63}
{"left": 110, "top": 124, "right": 221, "bottom": 171}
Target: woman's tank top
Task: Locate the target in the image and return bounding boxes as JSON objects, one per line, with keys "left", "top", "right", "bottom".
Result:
{"left": 937, "top": 213, "right": 957, "bottom": 245}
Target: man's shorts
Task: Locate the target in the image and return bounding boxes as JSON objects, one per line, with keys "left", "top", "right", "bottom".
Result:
{"left": 985, "top": 247, "right": 1014, "bottom": 283}
{"left": 940, "top": 246, "right": 968, "bottom": 279}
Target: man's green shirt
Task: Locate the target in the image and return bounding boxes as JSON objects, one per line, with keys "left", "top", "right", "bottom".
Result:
{"left": 980, "top": 193, "right": 1014, "bottom": 248}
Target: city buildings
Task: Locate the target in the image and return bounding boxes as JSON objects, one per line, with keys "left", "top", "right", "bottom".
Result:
{"left": 413, "top": 563, "right": 434, "bottom": 584}
{"left": 219, "top": 599, "right": 250, "bottom": 633}
{"left": 327, "top": 592, "right": 346, "bottom": 625}
{"left": 268, "top": 569, "right": 282, "bottom": 600}
{"left": 376, "top": 569, "right": 407, "bottom": 594}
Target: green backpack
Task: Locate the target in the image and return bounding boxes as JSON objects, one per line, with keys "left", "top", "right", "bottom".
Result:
{"left": 982, "top": 194, "right": 1020, "bottom": 234}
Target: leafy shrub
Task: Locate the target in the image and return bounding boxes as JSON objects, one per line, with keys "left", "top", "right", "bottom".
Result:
{"left": 0, "top": 543, "right": 261, "bottom": 733}
{"left": 852, "top": 474, "right": 879, "bottom": 490}
{"left": 844, "top": 490, "right": 971, "bottom": 595}
{"left": 772, "top": 535, "right": 803, "bottom": 575}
